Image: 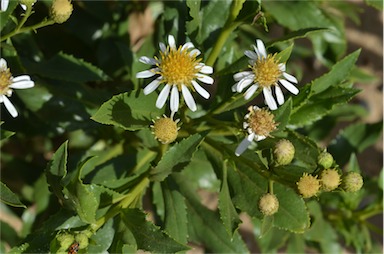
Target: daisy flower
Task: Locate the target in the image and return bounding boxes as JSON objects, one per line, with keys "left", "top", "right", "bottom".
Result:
{"left": 0, "top": 58, "right": 35, "bottom": 118}
{"left": 136, "top": 35, "right": 214, "bottom": 113}
{"left": 235, "top": 106, "right": 277, "bottom": 156}
{"left": 232, "top": 39, "right": 299, "bottom": 110}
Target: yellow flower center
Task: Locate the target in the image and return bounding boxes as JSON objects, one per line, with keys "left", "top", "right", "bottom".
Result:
{"left": 247, "top": 107, "right": 277, "bottom": 137}
{"left": 297, "top": 173, "right": 320, "bottom": 198}
{"left": 251, "top": 54, "right": 282, "bottom": 88}
{"left": 0, "top": 68, "right": 12, "bottom": 95}
{"left": 152, "top": 117, "right": 179, "bottom": 144}
{"left": 157, "top": 46, "right": 201, "bottom": 90}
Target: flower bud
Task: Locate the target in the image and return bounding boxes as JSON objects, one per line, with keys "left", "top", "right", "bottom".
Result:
{"left": 297, "top": 173, "right": 320, "bottom": 198}
{"left": 151, "top": 115, "right": 179, "bottom": 144}
{"left": 51, "top": 0, "right": 73, "bottom": 24}
{"left": 320, "top": 169, "right": 340, "bottom": 191}
{"left": 317, "top": 151, "right": 334, "bottom": 169}
{"left": 274, "top": 139, "right": 295, "bottom": 165}
{"left": 56, "top": 232, "right": 74, "bottom": 250}
{"left": 75, "top": 232, "right": 89, "bottom": 249}
{"left": 342, "top": 172, "right": 363, "bottom": 192}
{"left": 258, "top": 193, "right": 279, "bottom": 216}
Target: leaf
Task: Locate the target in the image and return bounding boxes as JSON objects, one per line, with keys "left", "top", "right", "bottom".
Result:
{"left": 328, "top": 121, "right": 383, "bottom": 166}
{"left": 275, "top": 43, "right": 293, "bottom": 63}
{"left": 311, "top": 50, "right": 360, "bottom": 94}
{"left": 273, "top": 98, "right": 292, "bottom": 134}
{"left": 218, "top": 161, "right": 241, "bottom": 236}
{"left": 121, "top": 208, "right": 188, "bottom": 253}
{"left": 365, "top": 0, "right": 383, "bottom": 10}
{"left": 273, "top": 182, "right": 310, "bottom": 233}
{"left": 0, "top": 0, "right": 18, "bottom": 31}
{"left": 26, "top": 52, "right": 110, "bottom": 83}
{"left": 0, "top": 182, "right": 26, "bottom": 208}
{"left": 150, "top": 133, "right": 205, "bottom": 181}
{"left": 0, "top": 122, "right": 15, "bottom": 141}
{"left": 92, "top": 90, "right": 165, "bottom": 131}
{"left": 87, "top": 219, "right": 115, "bottom": 253}
{"left": 45, "top": 141, "right": 68, "bottom": 204}
{"left": 161, "top": 178, "right": 188, "bottom": 244}
{"left": 62, "top": 157, "right": 99, "bottom": 224}
{"left": 186, "top": 0, "right": 201, "bottom": 35}
{"left": 269, "top": 27, "right": 329, "bottom": 45}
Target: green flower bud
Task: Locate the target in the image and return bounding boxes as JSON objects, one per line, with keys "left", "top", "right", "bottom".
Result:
{"left": 274, "top": 139, "right": 295, "bottom": 165}
{"left": 317, "top": 151, "right": 334, "bottom": 169}
{"left": 51, "top": 0, "right": 73, "bottom": 24}
{"left": 75, "top": 232, "right": 89, "bottom": 249}
{"left": 320, "top": 169, "right": 341, "bottom": 191}
{"left": 56, "top": 233, "right": 74, "bottom": 250}
{"left": 342, "top": 172, "right": 363, "bottom": 192}
{"left": 258, "top": 193, "right": 279, "bottom": 216}
{"left": 297, "top": 173, "right": 320, "bottom": 198}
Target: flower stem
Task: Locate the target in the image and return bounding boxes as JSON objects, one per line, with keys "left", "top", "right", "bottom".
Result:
{"left": 205, "top": 0, "right": 245, "bottom": 67}
{"left": 1, "top": 18, "right": 55, "bottom": 42}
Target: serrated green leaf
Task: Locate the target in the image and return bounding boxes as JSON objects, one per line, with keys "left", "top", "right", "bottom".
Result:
{"left": 328, "top": 121, "right": 383, "bottom": 166}
{"left": 218, "top": 161, "right": 241, "bottom": 236}
{"left": 92, "top": 90, "right": 165, "bottom": 131}
{"left": 311, "top": 50, "right": 360, "bottom": 94}
{"left": 87, "top": 219, "right": 115, "bottom": 253}
{"left": 0, "top": 182, "right": 26, "bottom": 208}
{"left": 62, "top": 157, "right": 99, "bottom": 224}
{"left": 161, "top": 178, "right": 188, "bottom": 244}
{"left": 150, "top": 133, "right": 205, "bottom": 181}
{"left": 121, "top": 208, "right": 188, "bottom": 253}
{"left": 260, "top": 216, "right": 274, "bottom": 237}
{"left": 273, "top": 98, "right": 292, "bottom": 134}
{"left": 186, "top": 0, "right": 201, "bottom": 35}
{"left": 27, "top": 52, "right": 109, "bottom": 83}
{"left": 273, "top": 183, "right": 310, "bottom": 233}
{"left": 275, "top": 43, "right": 293, "bottom": 63}
{"left": 45, "top": 141, "right": 68, "bottom": 204}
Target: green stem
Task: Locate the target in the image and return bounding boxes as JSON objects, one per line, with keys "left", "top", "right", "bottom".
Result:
{"left": 205, "top": 0, "right": 245, "bottom": 67}
{"left": 1, "top": 18, "right": 55, "bottom": 42}
{"left": 268, "top": 180, "right": 274, "bottom": 194}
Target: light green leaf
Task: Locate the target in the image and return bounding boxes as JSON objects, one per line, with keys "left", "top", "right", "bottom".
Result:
{"left": 275, "top": 43, "right": 293, "bottom": 63}
{"left": 150, "top": 133, "right": 205, "bottom": 181}
{"left": 269, "top": 27, "right": 329, "bottom": 45}
{"left": 273, "top": 183, "right": 310, "bottom": 233}
{"left": 121, "top": 208, "right": 189, "bottom": 253}
{"left": 87, "top": 219, "right": 115, "bottom": 253}
{"left": 0, "top": 182, "right": 26, "bottom": 208}
{"left": 186, "top": 0, "right": 201, "bottom": 35}
{"left": 161, "top": 178, "right": 188, "bottom": 244}
{"left": 260, "top": 216, "right": 274, "bottom": 237}
{"left": 365, "top": 0, "right": 383, "bottom": 10}
{"left": 218, "top": 161, "right": 241, "bottom": 236}
{"left": 27, "top": 52, "right": 110, "bottom": 83}
{"left": 92, "top": 90, "right": 165, "bottom": 131}
{"left": 0, "top": 0, "right": 18, "bottom": 31}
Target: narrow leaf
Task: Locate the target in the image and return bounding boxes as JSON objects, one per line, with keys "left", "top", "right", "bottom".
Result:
{"left": 0, "top": 182, "right": 26, "bottom": 208}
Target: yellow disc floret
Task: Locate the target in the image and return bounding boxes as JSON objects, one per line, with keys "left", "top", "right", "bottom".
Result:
{"left": 0, "top": 67, "right": 12, "bottom": 95}
{"left": 252, "top": 54, "right": 282, "bottom": 88}
{"left": 297, "top": 173, "right": 320, "bottom": 198}
{"left": 247, "top": 107, "right": 277, "bottom": 137}
{"left": 157, "top": 47, "right": 201, "bottom": 90}
{"left": 151, "top": 116, "right": 179, "bottom": 144}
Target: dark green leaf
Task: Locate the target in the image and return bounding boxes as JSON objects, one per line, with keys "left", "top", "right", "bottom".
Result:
{"left": 150, "top": 133, "right": 205, "bottom": 181}
{"left": 0, "top": 122, "right": 15, "bottom": 141}
{"left": 0, "top": 182, "right": 26, "bottom": 208}
{"left": 186, "top": 0, "right": 201, "bottom": 35}
{"left": 0, "top": 0, "right": 18, "bottom": 31}
{"left": 87, "top": 219, "right": 115, "bottom": 253}
{"left": 121, "top": 208, "right": 188, "bottom": 253}
{"left": 269, "top": 28, "right": 329, "bottom": 45}
{"left": 91, "top": 90, "right": 165, "bottom": 131}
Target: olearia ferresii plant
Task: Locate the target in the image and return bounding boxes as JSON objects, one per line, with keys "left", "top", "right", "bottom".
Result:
{"left": 1, "top": 1, "right": 382, "bottom": 253}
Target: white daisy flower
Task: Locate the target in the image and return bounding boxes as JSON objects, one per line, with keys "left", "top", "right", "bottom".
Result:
{"left": 136, "top": 35, "right": 214, "bottom": 113}
{"left": 0, "top": 58, "right": 35, "bottom": 118}
{"left": 235, "top": 106, "right": 277, "bottom": 156}
{"left": 232, "top": 39, "right": 299, "bottom": 110}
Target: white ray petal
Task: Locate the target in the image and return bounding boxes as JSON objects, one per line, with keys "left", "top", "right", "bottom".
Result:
{"left": 143, "top": 77, "right": 161, "bottom": 95}
{"left": 0, "top": 58, "right": 7, "bottom": 69}
{"left": 275, "top": 85, "right": 285, "bottom": 105}
{"left": 159, "top": 42, "right": 166, "bottom": 53}
{"left": 9, "top": 80, "right": 34, "bottom": 89}
{"left": 0, "top": 95, "right": 3, "bottom": 103}
{"left": 279, "top": 63, "right": 286, "bottom": 72}
{"left": 255, "top": 134, "right": 267, "bottom": 141}
{"left": 283, "top": 72, "right": 298, "bottom": 84}
{"left": 244, "top": 50, "right": 258, "bottom": 60}
{"left": 244, "top": 85, "right": 258, "bottom": 100}
{"left": 182, "top": 42, "right": 194, "bottom": 51}
{"left": 189, "top": 49, "right": 201, "bottom": 57}
{"left": 156, "top": 84, "right": 171, "bottom": 109}
{"left": 256, "top": 39, "right": 267, "bottom": 58}
{"left": 12, "top": 75, "right": 31, "bottom": 82}
{"left": 2, "top": 95, "right": 18, "bottom": 117}
{"left": 1, "top": 0, "right": 9, "bottom": 11}
{"left": 198, "top": 64, "right": 213, "bottom": 74}
{"left": 231, "top": 82, "right": 239, "bottom": 92}
{"left": 192, "top": 80, "right": 210, "bottom": 99}
{"left": 196, "top": 74, "right": 214, "bottom": 85}
{"left": 168, "top": 35, "right": 176, "bottom": 49}
{"left": 263, "top": 87, "right": 277, "bottom": 110}
{"left": 20, "top": 4, "right": 27, "bottom": 10}
{"left": 237, "top": 78, "right": 253, "bottom": 93}
{"left": 279, "top": 79, "right": 299, "bottom": 95}
{"left": 181, "top": 85, "right": 197, "bottom": 111}
{"left": 170, "top": 85, "right": 179, "bottom": 112}
{"left": 139, "top": 56, "right": 158, "bottom": 65}
{"left": 233, "top": 71, "right": 253, "bottom": 81}
{"left": 235, "top": 133, "right": 255, "bottom": 156}
{"left": 136, "top": 69, "right": 157, "bottom": 78}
